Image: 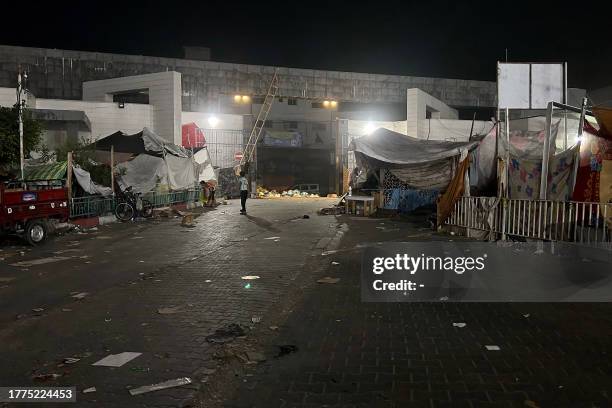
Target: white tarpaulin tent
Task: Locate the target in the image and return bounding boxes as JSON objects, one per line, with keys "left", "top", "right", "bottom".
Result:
{"left": 72, "top": 165, "right": 113, "bottom": 196}
{"left": 194, "top": 148, "right": 217, "bottom": 185}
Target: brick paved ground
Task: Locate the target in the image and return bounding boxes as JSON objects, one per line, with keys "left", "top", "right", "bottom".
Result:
{"left": 0, "top": 198, "right": 341, "bottom": 408}
{"left": 221, "top": 216, "right": 612, "bottom": 408}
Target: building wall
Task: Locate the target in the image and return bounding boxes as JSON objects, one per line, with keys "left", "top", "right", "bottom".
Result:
{"left": 82, "top": 71, "right": 181, "bottom": 144}
{"left": 417, "top": 118, "right": 494, "bottom": 141}
{"left": 0, "top": 45, "right": 498, "bottom": 113}
{"left": 407, "top": 88, "right": 459, "bottom": 137}
{"left": 34, "top": 98, "right": 154, "bottom": 141}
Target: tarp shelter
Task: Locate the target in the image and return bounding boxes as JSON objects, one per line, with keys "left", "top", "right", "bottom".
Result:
{"left": 572, "top": 110, "right": 612, "bottom": 204}
{"left": 94, "top": 127, "right": 189, "bottom": 159}
{"left": 23, "top": 161, "right": 68, "bottom": 181}
{"left": 182, "top": 123, "right": 205, "bottom": 148}
{"left": 193, "top": 147, "right": 217, "bottom": 185}
{"left": 23, "top": 161, "right": 112, "bottom": 196}
{"left": 349, "top": 128, "right": 478, "bottom": 191}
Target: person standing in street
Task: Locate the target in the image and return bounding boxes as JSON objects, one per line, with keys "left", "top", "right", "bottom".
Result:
{"left": 239, "top": 171, "right": 248, "bottom": 214}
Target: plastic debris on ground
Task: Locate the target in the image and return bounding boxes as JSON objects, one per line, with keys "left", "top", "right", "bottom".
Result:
{"left": 205, "top": 323, "right": 245, "bottom": 344}
{"left": 321, "top": 250, "right": 337, "bottom": 256}
{"left": 264, "top": 236, "right": 280, "bottom": 240}
{"left": 32, "top": 308, "right": 44, "bottom": 312}
{"left": 241, "top": 275, "right": 260, "bottom": 280}
{"left": 63, "top": 357, "right": 80, "bottom": 364}
{"left": 32, "top": 373, "right": 61, "bottom": 381}
{"left": 251, "top": 316, "right": 262, "bottom": 323}
{"left": 71, "top": 292, "right": 89, "bottom": 300}
{"left": 82, "top": 387, "right": 96, "bottom": 394}
{"left": 244, "top": 283, "right": 251, "bottom": 289}
{"left": 157, "top": 306, "right": 183, "bottom": 314}
{"left": 485, "top": 345, "right": 501, "bottom": 351}
{"left": 129, "top": 377, "right": 192, "bottom": 396}
{"left": 523, "top": 314, "right": 530, "bottom": 318}
{"left": 452, "top": 322, "right": 467, "bottom": 328}
{"left": 92, "top": 352, "right": 142, "bottom": 367}
{"left": 331, "top": 261, "right": 340, "bottom": 265}
{"left": 269, "top": 326, "right": 279, "bottom": 331}
{"left": 317, "top": 277, "right": 340, "bottom": 284}
{"left": 256, "top": 186, "right": 319, "bottom": 199}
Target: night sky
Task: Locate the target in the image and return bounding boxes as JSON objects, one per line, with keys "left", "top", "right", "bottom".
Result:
{"left": 2, "top": 1, "right": 610, "bottom": 89}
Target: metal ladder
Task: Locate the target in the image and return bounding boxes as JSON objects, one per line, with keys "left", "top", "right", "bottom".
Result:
{"left": 240, "top": 69, "right": 279, "bottom": 168}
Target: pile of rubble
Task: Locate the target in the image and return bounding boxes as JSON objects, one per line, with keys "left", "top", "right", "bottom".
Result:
{"left": 256, "top": 187, "right": 319, "bottom": 199}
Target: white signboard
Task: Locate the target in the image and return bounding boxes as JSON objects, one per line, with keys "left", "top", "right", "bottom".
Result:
{"left": 498, "top": 62, "right": 565, "bottom": 109}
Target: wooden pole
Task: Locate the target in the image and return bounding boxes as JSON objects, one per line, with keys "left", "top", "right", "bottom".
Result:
{"left": 66, "top": 151, "right": 73, "bottom": 199}
{"left": 110, "top": 145, "right": 115, "bottom": 195}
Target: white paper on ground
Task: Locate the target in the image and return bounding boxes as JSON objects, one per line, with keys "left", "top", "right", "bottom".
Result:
{"left": 92, "top": 352, "right": 142, "bottom": 367}
{"left": 485, "top": 345, "right": 501, "bottom": 351}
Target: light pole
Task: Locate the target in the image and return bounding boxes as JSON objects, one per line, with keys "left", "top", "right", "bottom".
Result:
{"left": 16, "top": 70, "right": 27, "bottom": 186}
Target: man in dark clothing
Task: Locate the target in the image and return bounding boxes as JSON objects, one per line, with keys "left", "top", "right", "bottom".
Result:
{"left": 239, "top": 171, "right": 248, "bottom": 214}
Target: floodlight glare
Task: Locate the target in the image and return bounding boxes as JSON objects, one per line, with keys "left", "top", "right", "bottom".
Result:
{"left": 323, "top": 100, "right": 330, "bottom": 107}
{"left": 330, "top": 100, "right": 337, "bottom": 108}
{"left": 208, "top": 116, "right": 220, "bottom": 128}
{"left": 364, "top": 122, "right": 376, "bottom": 135}
{"left": 241, "top": 95, "right": 250, "bottom": 103}
{"left": 234, "top": 95, "right": 241, "bottom": 103}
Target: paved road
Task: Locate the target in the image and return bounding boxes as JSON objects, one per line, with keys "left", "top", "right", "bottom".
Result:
{"left": 0, "top": 198, "right": 341, "bottom": 407}
{"left": 1, "top": 199, "right": 611, "bottom": 408}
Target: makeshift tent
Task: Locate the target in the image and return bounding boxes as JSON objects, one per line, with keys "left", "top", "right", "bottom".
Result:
{"left": 182, "top": 123, "right": 205, "bottom": 148}
{"left": 350, "top": 128, "right": 478, "bottom": 191}
{"left": 116, "top": 154, "right": 168, "bottom": 194}
{"left": 94, "top": 127, "right": 189, "bottom": 158}
{"left": 23, "top": 161, "right": 68, "bottom": 181}
{"left": 23, "top": 161, "right": 112, "bottom": 196}
{"left": 193, "top": 148, "right": 217, "bottom": 185}
{"left": 572, "top": 111, "right": 612, "bottom": 203}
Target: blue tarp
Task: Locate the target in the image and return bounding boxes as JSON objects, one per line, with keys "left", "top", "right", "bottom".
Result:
{"left": 384, "top": 188, "right": 439, "bottom": 212}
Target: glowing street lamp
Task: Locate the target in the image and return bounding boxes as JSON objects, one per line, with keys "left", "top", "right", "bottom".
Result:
{"left": 364, "top": 122, "right": 376, "bottom": 135}
{"left": 207, "top": 115, "right": 219, "bottom": 128}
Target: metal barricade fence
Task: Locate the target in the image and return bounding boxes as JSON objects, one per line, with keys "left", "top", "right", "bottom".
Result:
{"left": 70, "top": 188, "right": 202, "bottom": 219}
{"left": 447, "top": 196, "right": 611, "bottom": 248}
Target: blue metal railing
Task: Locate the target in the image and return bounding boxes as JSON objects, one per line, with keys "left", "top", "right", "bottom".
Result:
{"left": 70, "top": 188, "right": 202, "bottom": 218}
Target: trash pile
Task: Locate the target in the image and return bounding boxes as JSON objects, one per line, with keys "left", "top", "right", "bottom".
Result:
{"left": 256, "top": 186, "right": 319, "bottom": 199}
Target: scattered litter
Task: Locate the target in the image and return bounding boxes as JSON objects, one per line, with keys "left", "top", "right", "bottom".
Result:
{"left": 181, "top": 214, "right": 195, "bottom": 227}
{"left": 331, "top": 261, "right": 340, "bottom": 265}
{"left": 82, "top": 387, "right": 96, "bottom": 394}
{"left": 452, "top": 322, "right": 467, "bottom": 328}
{"left": 485, "top": 345, "right": 501, "bottom": 351}
{"left": 245, "top": 351, "right": 266, "bottom": 363}
{"left": 439, "top": 296, "right": 449, "bottom": 301}
{"left": 129, "top": 377, "right": 192, "bottom": 396}
{"left": 92, "top": 352, "right": 142, "bottom": 367}
{"left": 205, "top": 279, "right": 212, "bottom": 283}
{"left": 61, "top": 308, "right": 72, "bottom": 312}
{"left": 303, "top": 214, "right": 310, "bottom": 219}
{"left": 241, "top": 275, "right": 260, "bottom": 280}
{"left": 157, "top": 306, "right": 183, "bottom": 315}
{"left": 32, "top": 373, "right": 61, "bottom": 381}
{"left": 317, "top": 277, "right": 340, "bottom": 284}
{"left": 244, "top": 283, "right": 251, "bottom": 289}
{"left": 205, "top": 324, "right": 245, "bottom": 344}
{"left": 264, "top": 236, "right": 280, "bottom": 240}
{"left": 269, "top": 326, "right": 279, "bottom": 331}
{"left": 141, "top": 323, "right": 149, "bottom": 326}
{"left": 321, "top": 250, "right": 337, "bottom": 256}
{"left": 10, "top": 256, "right": 71, "bottom": 267}
{"left": 71, "top": 292, "right": 89, "bottom": 300}
{"left": 523, "top": 314, "right": 530, "bottom": 318}
{"left": 450, "top": 231, "right": 456, "bottom": 236}
{"left": 276, "top": 345, "right": 298, "bottom": 357}
{"left": 32, "top": 308, "right": 44, "bottom": 312}
{"left": 105, "top": 318, "right": 112, "bottom": 322}
{"left": 139, "top": 260, "right": 145, "bottom": 263}
{"left": 63, "top": 357, "right": 80, "bottom": 364}
{"left": 251, "top": 316, "right": 262, "bottom": 323}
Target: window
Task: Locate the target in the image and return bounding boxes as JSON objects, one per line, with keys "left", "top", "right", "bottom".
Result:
{"left": 283, "top": 121, "right": 298, "bottom": 130}
{"left": 288, "top": 98, "right": 297, "bottom": 106}
{"left": 311, "top": 102, "right": 323, "bottom": 108}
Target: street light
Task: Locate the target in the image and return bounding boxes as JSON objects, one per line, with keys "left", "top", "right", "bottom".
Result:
{"left": 207, "top": 115, "right": 219, "bottom": 128}
{"left": 364, "top": 122, "right": 376, "bottom": 135}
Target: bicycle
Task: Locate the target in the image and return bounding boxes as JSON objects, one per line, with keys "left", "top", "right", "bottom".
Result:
{"left": 115, "top": 186, "right": 154, "bottom": 221}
